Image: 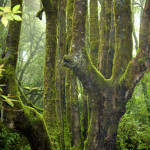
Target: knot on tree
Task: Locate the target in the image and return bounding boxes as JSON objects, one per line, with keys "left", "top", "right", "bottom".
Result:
{"left": 63, "top": 54, "right": 76, "bottom": 69}
{"left": 63, "top": 52, "right": 86, "bottom": 71}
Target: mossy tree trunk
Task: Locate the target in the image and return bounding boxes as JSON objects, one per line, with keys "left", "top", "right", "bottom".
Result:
{"left": 132, "top": 0, "right": 138, "bottom": 51}
{"left": 90, "top": 0, "right": 99, "bottom": 68}
{"left": 64, "top": 0, "right": 150, "bottom": 150}
{"left": 99, "top": 0, "right": 112, "bottom": 78}
{"left": 106, "top": 1, "right": 115, "bottom": 78}
{"left": 0, "top": 0, "right": 6, "bottom": 7}
{"left": 41, "top": 0, "right": 60, "bottom": 149}
{"left": 66, "top": 0, "right": 82, "bottom": 149}
{"left": 66, "top": 0, "right": 74, "bottom": 147}
{"left": 57, "top": 0, "right": 67, "bottom": 149}
{"left": 88, "top": 0, "right": 100, "bottom": 129}
{"left": 82, "top": 89, "right": 88, "bottom": 141}
{"left": 70, "top": 73, "right": 82, "bottom": 149}
{"left": 1, "top": 0, "right": 53, "bottom": 150}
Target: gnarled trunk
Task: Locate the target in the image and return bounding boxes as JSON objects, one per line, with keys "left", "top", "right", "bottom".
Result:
{"left": 64, "top": 0, "right": 150, "bottom": 149}
{"left": 1, "top": 1, "right": 53, "bottom": 150}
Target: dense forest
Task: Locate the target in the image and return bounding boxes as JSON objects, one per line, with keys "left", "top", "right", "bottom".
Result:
{"left": 0, "top": 0, "right": 150, "bottom": 150}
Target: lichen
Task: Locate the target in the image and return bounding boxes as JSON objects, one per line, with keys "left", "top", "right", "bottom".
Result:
{"left": 90, "top": 0, "right": 99, "bottom": 68}
{"left": 112, "top": 0, "right": 133, "bottom": 78}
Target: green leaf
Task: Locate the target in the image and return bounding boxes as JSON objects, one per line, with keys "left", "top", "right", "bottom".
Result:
{"left": 6, "top": 14, "right": 14, "bottom": 21}
{"left": 0, "top": 95, "right": 14, "bottom": 107}
{"left": 0, "top": 94, "right": 7, "bottom": 100}
{"left": 0, "top": 7, "right": 4, "bottom": 11}
{"left": 13, "top": 15, "right": 22, "bottom": 21}
{"left": 0, "top": 11, "right": 4, "bottom": 15}
{"left": 1, "top": 16, "right": 8, "bottom": 27}
{"left": 16, "top": 11, "right": 22, "bottom": 13}
{"left": 12, "top": 5, "right": 20, "bottom": 13}
{"left": 0, "top": 84, "right": 6, "bottom": 87}
{"left": 4, "top": 99, "right": 14, "bottom": 107}
{"left": 0, "top": 64, "right": 4, "bottom": 69}
{"left": 24, "top": 87, "right": 31, "bottom": 90}
{"left": 31, "top": 87, "right": 39, "bottom": 90}
{"left": 0, "top": 64, "right": 5, "bottom": 74}
{"left": 3, "top": 6, "right": 10, "bottom": 13}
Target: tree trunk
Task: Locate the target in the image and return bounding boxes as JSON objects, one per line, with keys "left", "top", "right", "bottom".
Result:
{"left": 99, "top": 0, "right": 112, "bottom": 78}
{"left": 82, "top": 89, "right": 88, "bottom": 141}
{"left": 57, "top": 0, "right": 67, "bottom": 149}
{"left": 66, "top": 0, "right": 82, "bottom": 149}
{"left": 1, "top": 0, "right": 53, "bottom": 150}
{"left": 90, "top": 0, "right": 99, "bottom": 67}
{"left": 70, "top": 73, "right": 82, "bottom": 149}
{"left": 132, "top": 0, "right": 138, "bottom": 51}
{"left": 106, "top": 1, "right": 115, "bottom": 78}
{"left": 41, "top": 0, "right": 60, "bottom": 149}
{"left": 64, "top": 0, "right": 150, "bottom": 149}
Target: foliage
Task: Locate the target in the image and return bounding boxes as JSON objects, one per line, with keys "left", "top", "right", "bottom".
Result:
{"left": 16, "top": 1, "right": 45, "bottom": 108}
{"left": 0, "top": 122, "right": 31, "bottom": 150}
{"left": 117, "top": 73, "right": 150, "bottom": 150}
{"left": 0, "top": 64, "right": 15, "bottom": 107}
{"left": 0, "top": 5, "right": 22, "bottom": 27}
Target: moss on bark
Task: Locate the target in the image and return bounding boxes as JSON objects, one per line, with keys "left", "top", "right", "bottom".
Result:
{"left": 90, "top": 0, "right": 99, "bottom": 68}
{"left": 42, "top": 1, "right": 60, "bottom": 149}
{"left": 64, "top": 0, "right": 150, "bottom": 150}
{"left": 99, "top": 0, "right": 112, "bottom": 78}
{"left": 1, "top": 60, "right": 53, "bottom": 150}
{"left": 1, "top": 0, "right": 55, "bottom": 150}
{"left": 112, "top": 0, "right": 133, "bottom": 78}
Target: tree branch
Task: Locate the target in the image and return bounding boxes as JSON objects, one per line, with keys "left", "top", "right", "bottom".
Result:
{"left": 64, "top": 51, "right": 107, "bottom": 97}
{"left": 36, "top": 7, "right": 44, "bottom": 20}
{"left": 119, "top": 0, "right": 150, "bottom": 100}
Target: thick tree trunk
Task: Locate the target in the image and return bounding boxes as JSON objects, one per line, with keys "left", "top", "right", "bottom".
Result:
{"left": 57, "top": 0, "right": 67, "bottom": 149}
{"left": 65, "top": 0, "right": 75, "bottom": 148}
{"left": 64, "top": 0, "right": 150, "bottom": 150}
{"left": 99, "top": 0, "right": 112, "bottom": 78}
{"left": 90, "top": 0, "right": 99, "bottom": 67}
{"left": 106, "top": 2, "right": 115, "bottom": 78}
{"left": 1, "top": 1, "right": 53, "bottom": 150}
{"left": 42, "top": 0, "right": 60, "bottom": 149}
{"left": 66, "top": 0, "right": 82, "bottom": 149}
{"left": 70, "top": 73, "right": 82, "bottom": 149}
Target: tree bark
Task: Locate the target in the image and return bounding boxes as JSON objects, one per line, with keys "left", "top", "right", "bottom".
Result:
{"left": 82, "top": 89, "right": 88, "bottom": 141}
{"left": 90, "top": 0, "right": 99, "bottom": 68}
{"left": 41, "top": 0, "right": 60, "bottom": 149}
{"left": 132, "top": 0, "right": 138, "bottom": 51}
{"left": 99, "top": 0, "right": 112, "bottom": 78}
{"left": 70, "top": 73, "right": 82, "bottom": 149}
{"left": 57, "top": 0, "right": 67, "bottom": 149}
{"left": 64, "top": 0, "right": 150, "bottom": 149}
{"left": 65, "top": 0, "right": 74, "bottom": 148}
{"left": 1, "top": 0, "right": 53, "bottom": 150}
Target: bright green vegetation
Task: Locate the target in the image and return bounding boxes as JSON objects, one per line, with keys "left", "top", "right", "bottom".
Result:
{"left": 0, "top": 0, "right": 150, "bottom": 150}
{"left": 117, "top": 73, "right": 150, "bottom": 149}
{"left": 0, "top": 121, "right": 30, "bottom": 150}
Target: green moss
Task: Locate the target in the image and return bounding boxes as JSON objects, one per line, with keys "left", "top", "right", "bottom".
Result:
{"left": 90, "top": 0, "right": 99, "bottom": 68}
{"left": 99, "top": 0, "right": 113, "bottom": 78}
{"left": 138, "top": 57, "right": 147, "bottom": 63}
{"left": 119, "top": 61, "right": 133, "bottom": 88}
{"left": 113, "top": 0, "right": 133, "bottom": 78}
{"left": 43, "top": 9, "right": 60, "bottom": 149}
{"left": 0, "top": 58, "right": 8, "bottom": 65}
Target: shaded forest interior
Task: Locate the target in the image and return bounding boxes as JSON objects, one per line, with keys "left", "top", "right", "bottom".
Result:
{"left": 0, "top": 0, "right": 150, "bottom": 150}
